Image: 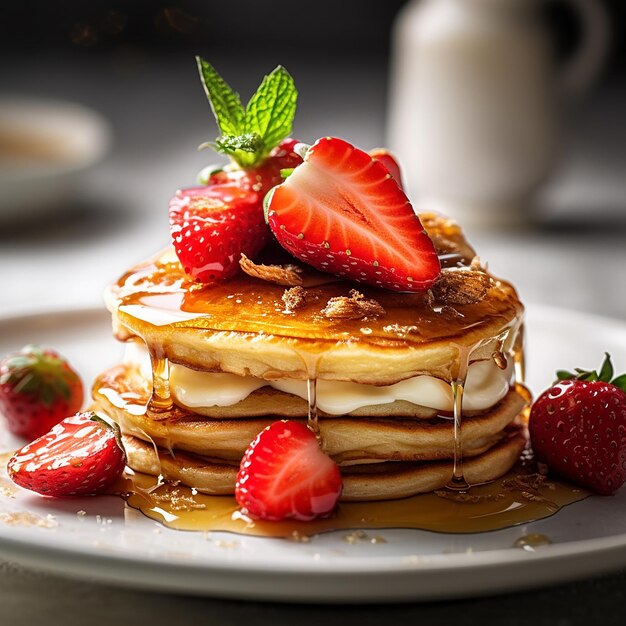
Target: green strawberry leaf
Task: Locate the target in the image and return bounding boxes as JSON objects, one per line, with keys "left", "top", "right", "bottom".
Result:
{"left": 196, "top": 57, "right": 245, "bottom": 138}
{"left": 575, "top": 368, "right": 598, "bottom": 382}
{"left": 598, "top": 352, "right": 614, "bottom": 382}
{"left": 196, "top": 163, "right": 224, "bottom": 185}
{"left": 56, "top": 377, "right": 71, "bottom": 401}
{"left": 40, "top": 383, "right": 56, "bottom": 407}
{"left": 90, "top": 413, "right": 125, "bottom": 451}
{"left": 556, "top": 370, "right": 575, "bottom": 381}
{"left": 12, "top": 371, "right": 37, "bottom": 394}
{"left": 90, "top": 412, "right": 115, "bottom": 430}
{"left": 611, "top": 374, "right": 626, "bottom": 393}
{"left": 263, "top": 187, "right": 277, "bottom": 224}
{"left": 556, "top": 353, "right": 626, "bottom": 389}
{"left": 244, "top": 65, "right": 297, "bottom": 155}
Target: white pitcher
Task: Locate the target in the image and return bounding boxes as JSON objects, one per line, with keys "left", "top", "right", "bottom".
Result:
{"left": 388, "top": 0, "right": 609, "bottom": 226}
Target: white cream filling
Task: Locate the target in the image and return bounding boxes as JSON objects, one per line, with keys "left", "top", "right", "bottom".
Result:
{"left": 123, "top": 342, "right": 512, "bottom": 414}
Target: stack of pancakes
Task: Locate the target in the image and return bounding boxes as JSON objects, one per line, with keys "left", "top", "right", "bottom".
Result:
{"left": 93, "top": 213, "right": 528, "bottom": 501}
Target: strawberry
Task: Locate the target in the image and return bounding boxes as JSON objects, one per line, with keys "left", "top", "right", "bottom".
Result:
{"left": 169, "top": 183, "right": 270, "bottom": 283}
{"left": 369, "top": 147, "right": 404, "bottom": 190}
{"left": 235, "top": 420, "right": 342, "bottom": 521}
{"left": 0, "top": 345, "right": 84, "bottom": 440}
{"left": 174, "top": 141, "right": 303, "bottom": 283}
{"left": 7, "top": 411, "right": 126, "bottom": 497}
{"left": 529, "top": 354, "right": 626, "bottom": 495}
{"left": 264, "top": 137, "right": 441, "bottom": 292}
{"left": 170, "top": 60, "right": 303, "bottom": 283}
{"left": 200, "top": 138, "right": 303, "bottom": 193}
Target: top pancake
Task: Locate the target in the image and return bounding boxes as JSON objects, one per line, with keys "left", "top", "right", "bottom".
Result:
{"left": 107, "top": 213, "right": 524, "bottom": 385}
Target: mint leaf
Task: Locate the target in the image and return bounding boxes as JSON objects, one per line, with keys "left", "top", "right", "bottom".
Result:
{"left": 196, "top": 57, "right": 245, "bottom": 137}
{"left": 244, "top": 65, "right": 297, "bottom": 155}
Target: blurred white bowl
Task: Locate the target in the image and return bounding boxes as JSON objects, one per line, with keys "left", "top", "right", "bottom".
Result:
{"left": 0, "top": 98, "right": 110, "bottom": 221}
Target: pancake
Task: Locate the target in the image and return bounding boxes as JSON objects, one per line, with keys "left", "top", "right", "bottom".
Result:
{"left": 121, "top": 427, "right": 528, "bottom": 501}
{"left": 92, "top": 363, "right": 526, "bottom": 464}
{"left": 107, "top": 213, "right": 524, "bottom": 386}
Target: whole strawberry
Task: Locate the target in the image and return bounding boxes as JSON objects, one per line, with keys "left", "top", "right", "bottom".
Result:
{"left": 8, "top": 411, "right": 126, "bottom": 497}
{"left": 529, "top": 354, "right": 626, "bottom": 495}
{"left": 169, "top": 183, "right": 269, "bottom": 283}
{"left": 0, "top": 345, "right": 84, "bottom": 440}
{"left": 236, "top": 420, "right": 342, "bottom": 521}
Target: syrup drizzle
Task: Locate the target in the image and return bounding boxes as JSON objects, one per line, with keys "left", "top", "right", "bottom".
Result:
{"left": 299, "top": 351, "right": 323, "bottom": 439}
{"left": 513, "top": 324, "right": 526, "bottom": 383}
{"left": 147, "top": 348, "right": 172, "bottom": 413}
{"left": 448, "top": 380, "right": 468, "bottom": 491}
{"left": 306, "top": 377, "right": 319, "bottom": 437}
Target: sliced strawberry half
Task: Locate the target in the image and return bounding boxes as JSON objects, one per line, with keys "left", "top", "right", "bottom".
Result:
{"left": 7, "top": 411, "right": 126, "bottom": 497}
{"left": 169, "top": 183, "right": 270, "bottom": 283}
{"left": 265, "top": 137, "right": 440, "bottom": 292}
{"left": 235, "top": 420, "right": 342, "bottom": 521}
{"left": 369, "top": 147, "right": 404, "bottom": 190}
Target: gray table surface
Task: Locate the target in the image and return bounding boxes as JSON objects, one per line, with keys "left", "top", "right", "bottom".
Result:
{"left": 1, "top": 51, "right": 625, "bottom": 622}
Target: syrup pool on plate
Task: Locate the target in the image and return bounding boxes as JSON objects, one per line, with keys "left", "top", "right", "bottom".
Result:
{"left": 110, "top": 464, "right": 587, "bottom": 537}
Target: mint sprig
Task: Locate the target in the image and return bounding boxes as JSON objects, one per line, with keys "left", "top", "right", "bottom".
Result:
{"left": 196, "top": 57, "right": 298, "bottom": 169}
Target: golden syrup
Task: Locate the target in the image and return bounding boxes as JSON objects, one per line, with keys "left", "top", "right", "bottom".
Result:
{"left": 513, "top": 533, "right": 552, "bottom": 551}
{"left": 111, "top": 249, "right": 523, "bottom": 369}
{"left": 147, "top": 348, "right": 172, "bottom": 413}
{"left": 513, "top": 324, "right": 526, "bottom": 383}
{"left": 109, "top": 466, "right": 588, "bottom": 537}
{"left": 299, "top": 351, "right": 323, "bottom": 438}
{"left": 306, "top": 377, "right": 319, "bottom": 437}
{"left": 448, "top": 381, "right": 468, "bottom": 490}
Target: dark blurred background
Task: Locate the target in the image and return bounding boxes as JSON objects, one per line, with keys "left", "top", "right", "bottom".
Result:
{"left": 0, "top": 0, "right": 624, "bottom": 317}
{"left": 0, "top": 0, "right": 624, "bottom": 77}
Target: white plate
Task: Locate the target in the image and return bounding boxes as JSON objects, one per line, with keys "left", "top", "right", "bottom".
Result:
{"left": 0, "top": 304, "right": 625, "bottom": 603}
